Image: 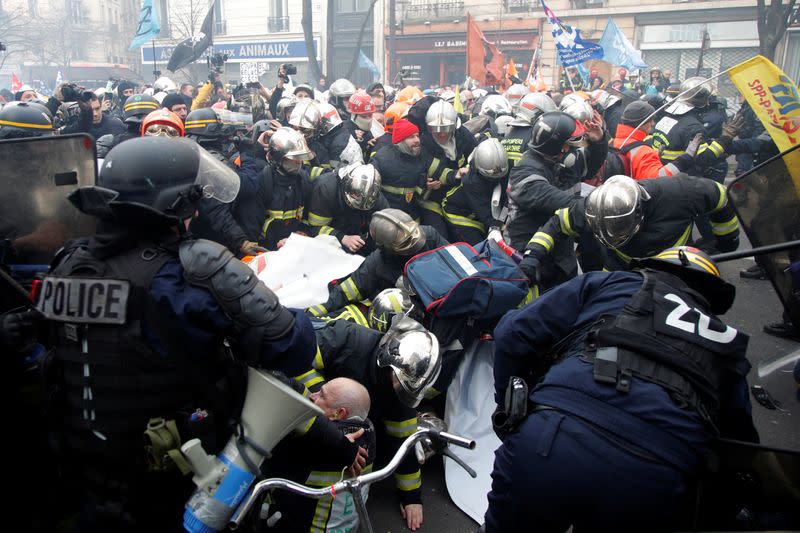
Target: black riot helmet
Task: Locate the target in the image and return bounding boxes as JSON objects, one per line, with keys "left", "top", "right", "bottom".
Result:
{"left": 528, "top": 111, "right": 584, "bottom": 157}
{"left": 184, "top": 107, "right": 224, "bottom": 140}
{"left": 0, "top": 101, "right": 53, "bottom": 139}
{"left": 69, "top": 137, "right": 240, "bottom": 227}
{"left": 122, "top": 93, "right": 160, "bottom": 125}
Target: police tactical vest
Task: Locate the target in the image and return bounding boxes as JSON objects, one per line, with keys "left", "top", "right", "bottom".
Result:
{"left": 582, "top": 269, "right": 750, "bottom": 428}
{"left": 43, "top": 241, "right": 215, "bottom": 460}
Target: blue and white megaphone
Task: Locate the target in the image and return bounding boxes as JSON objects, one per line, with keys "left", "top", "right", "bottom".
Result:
{"left": 181, "top": 368, "right": 322, "bottom": 533}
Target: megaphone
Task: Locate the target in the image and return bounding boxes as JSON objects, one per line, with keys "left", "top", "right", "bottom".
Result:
{"left": 181, "top": 368, "right": 322, "bottom": 533}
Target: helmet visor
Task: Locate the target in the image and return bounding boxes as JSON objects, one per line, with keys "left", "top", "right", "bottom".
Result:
{"left": 194, "top": 143, "right": 241, "bottom": 203}
{"left": 144, "top": 124, "right": 181, "bottom": 137}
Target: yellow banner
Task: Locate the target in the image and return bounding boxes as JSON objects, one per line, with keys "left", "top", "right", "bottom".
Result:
{"left": 453, "top": 84, "right": 464, "bottom": 114}
{"left": 728, "top": 55, "right": 800, "bottom": 188}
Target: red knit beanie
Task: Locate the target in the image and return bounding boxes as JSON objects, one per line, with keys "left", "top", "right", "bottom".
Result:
{"left": 392, "top": 119, "right": 419, "bottom": 144}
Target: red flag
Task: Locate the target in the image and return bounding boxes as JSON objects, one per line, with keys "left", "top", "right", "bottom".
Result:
{"left": 507, "top": 58, "right": 518, "bottom": 79}
{"left": 11, "top": 73, "right": 23, "bottom": 92}
{"left": 466, "top": 14, "right": 505, "bottom": 86}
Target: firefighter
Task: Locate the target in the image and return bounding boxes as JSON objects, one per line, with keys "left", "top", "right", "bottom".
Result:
{"left": 288, "top": 99, "right": 330, "bottom": 180}
{"left": 345, "top": 90, "right": 378, "bottom": 159}
{"left": 501, "top": 92, "right": 557, "bottom": 168}
{"left": 317, "top": 102, "right": 364, "bottom": 167}
{"left": 306, "top": 163, "right": 389, "bottom": 255}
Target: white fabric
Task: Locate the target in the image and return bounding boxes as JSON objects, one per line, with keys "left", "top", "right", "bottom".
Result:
{"left": 444, "top": 339, "right": 502, "bottom": 525}
{"left": 246, "top": 234, "right": 364, "bottom": 308}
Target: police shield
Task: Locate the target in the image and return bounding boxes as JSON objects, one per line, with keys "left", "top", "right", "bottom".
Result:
{"left": 727, "top": 143, "right": 800, "bottom": 328}
{"left": 0, "top": 134, "right": 97, "bottom": 265}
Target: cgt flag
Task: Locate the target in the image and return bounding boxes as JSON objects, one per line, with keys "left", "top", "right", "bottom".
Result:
{"left": 728, "top": 55, "right": 800, "bottom": 188}
{"left": 466, "top": 13, "right": 505, "bottom": 86}
{"left": 129, "top": 0, "right": 161, "bottom": 51}
{"left": 167, "top": 1, "right": 214, "bottom": 72}
{"left": 11, "top": 73, "right": 23, "bottom": 92}
{"left": 540, "top": 0, "right": 603, "bottom": 67}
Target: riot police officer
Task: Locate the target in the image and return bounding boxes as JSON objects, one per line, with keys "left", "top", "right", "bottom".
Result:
{"left": 184, "top": 107, "right": 233, "bottom": 162}
{"left": 306, "top": 163, "right": 389, "bottom": 255}
{"left": 96, "top": 94, "right": 160, "bottom": 157}
{"left": 487, "top": 246, "right": 757, "bottom": 532}
{"left": 40, "top": 137, "right": 317, "bottom": 532}
{"left": 0, "top": 101, "right": 53, "bottom": 139}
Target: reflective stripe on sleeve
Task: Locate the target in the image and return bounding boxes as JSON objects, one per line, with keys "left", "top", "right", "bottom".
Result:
{"left": 395, "top": 470, "right": 422, "bottom": 491}
{"left": 385, "top": 417, "right": 418, "bottom": 438}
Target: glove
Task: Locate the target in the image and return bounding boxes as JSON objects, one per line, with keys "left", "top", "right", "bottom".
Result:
{"left": 240, "top": 240, "right": 267, "bottom": 256}
{"left": 720, "top": 114, "right": 745, "bottom": 140}
{"left": 487, "top": 227, "right": 503, "bottom": 244}
{"left": 685, "top": 133, "right": 703, "bottom": 158}
{"left": 519, "top": 254, "right": 541, "bottom": 285}
{"left": 0, "top": 308, "right": 40, "bottom": 351}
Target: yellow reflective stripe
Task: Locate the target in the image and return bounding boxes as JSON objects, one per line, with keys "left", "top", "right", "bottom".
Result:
{"left": 395, "top": 470, "right": 422, "bottom": 491}
{"left": 660, "top": 149, "right": 684, "bottom": 161}
{"left": 308, "top": 212, "right": 333, "bottom": 226}
{"left": 654, "top": 250, "right": 720, "bottom": 277}
{"left": 319, "top": 225, "right": 335, "bottom": 235}
{"left": 0, "top": 119, "right": 51, "bottom": 129}
{"left": 268, "top": 209, "right": 300, "bottom": 220}
{"left": 184, "top": 119, "right": 219, "bottom": 127}
{"left": 261, "top": 217, "right": 275, "bottom": 238}
{"left": 419, "top": 200, "right": 444, "bottom": 216}
{"left": 387, "top": 294, "right": 404, "bottom": 313}
{"left": 528, "top": 231, "right": 554, "bottom": 250}
{"left": 294, "top": 415, "right": 317, "bottom": 436}
{"left": 423, "top": 386, "right": 440, "bottom": 399}
{"left": 308, "top": 304, "right": 328, "bottom": 317}
{"left": 613, "top": 246, "right": 632, "bottom": 263}
{"left": 698, "top": 141, "right": 724, "bottom": 158}
{"left": 712, "top": 181, "right": 727, "bottom": 212}
{"left": 123, "top": 103, "right": 159, "bottom": 111}
{"left": 381, "top": 184, "right": 416, "bottom": 195}
{"left": 310, "top": 496, "right": 333, "bottom": 532}
{"left": 295, "top": 368, "right": 325, "bottom": 389}
{"left": 332, "top": 304, "right": 369, "bottom": 327}
{"left": 341, "top": 278, "right": 362, "bottom": 302}
{"left": 313, "top": 346, "right": 324, "bottom": 370}
{"left": 673, "top": 224, "right": 692, "bottom": 246}
{"left": 309, "top": 166, "right": 325, "bottom": 179}
{"left": 443, "top": 210, "right": 486, "bottom": 231}
{"left": 427, "top": 158, "right": 441, "bottom": 177}
{"left": 385, "top": 418, "right": 418, "bottom": 438}
{"left": 556, "top": 208, "right": 577, "bottom": 237}
{"left": 711, "top": 217, "right": 740, "bottom": 236}
{"left": 439, "top": 168, "right": 454, "bottom": 186}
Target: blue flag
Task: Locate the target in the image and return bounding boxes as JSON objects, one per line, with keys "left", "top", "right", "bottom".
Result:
{"left": 541, "top": 0, "right": 603, "bottom": 67}
{"left": 359, "top": 50, "right": 380, "bottom": 82}
{"left": 598, "top": 17, "right": 647, "bottom": 72}
{"left": 129, "top": 0, "right": 161, "bottom": 51}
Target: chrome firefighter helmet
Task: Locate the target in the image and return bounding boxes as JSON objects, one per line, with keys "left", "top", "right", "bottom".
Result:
{"left": 510, "top": 92, "right": 557, "bottom": 127}
{"left": 677, "top": 76, "right": 712, "bottom": 108}
{"left": 472, "top": 138, "right": 508, "bottom": 179}
{"left": 317, "top": 102, "right": 343, "bottom": 135}
{"left": 505, "top": 84, "right": 530, "bottom": 112}
{"left": 425, "top": 100, "right": 458, "bottom": 134}
{"left": 559, "top": 93, "right": 594, "bottom": 121}
{"left": 370, "top": 208, "right": 425, "bottom": 256}
{"left": 377, "top": 316, "right": 441, "bottom": 408}
{"left": 584, "top": 175, "right": 650, "bottom": 249}
{"left": 340, "top": 163, "right": 382, "bottom": 211}
{"left": 369, "top": 288, "right": 413, "bottom": 333}
{"left": 590, "top": 90, "right": 621, "bottom": 111}
{"left": 480, "top": 94, "right": 513, "bottom": 118}
{"left": 153, "top": 76, "right": 177, "bottom": 94}
{"left": 276, "top": 95, "right": 297, "bottom": 121}
{"left": 329, "top": 78, "right": 357, "bottom": 110}
{"left": 495, "top": 115, "right": 514, "bottom": 137}
{"left": 288, "top": 100, "right": 322, "bottom": 139}
{"left": 268, "top": 127, "right": 314, "bottom": 163}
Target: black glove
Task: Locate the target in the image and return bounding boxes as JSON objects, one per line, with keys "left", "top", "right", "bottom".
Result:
{"left": 519, "top": 254, "right": 541, "bottom": 285}
{"left": 0, "top": 308, "right": 40, "bottom": 351}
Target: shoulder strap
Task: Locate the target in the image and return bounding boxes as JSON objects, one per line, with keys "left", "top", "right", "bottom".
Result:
{"left": 618, "top": 141, "right": 646, "bottom": 155}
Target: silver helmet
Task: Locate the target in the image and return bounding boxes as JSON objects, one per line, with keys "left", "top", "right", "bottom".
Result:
{"left": 288, "top": 100, "right": 322, "bottom": 138}
{"left": 293, "top": 83, "right": 314, "bottom": 98}
{"left": 317, "top": 102, "right": 343, "bottom": 135}
{"left": 510, "top": 92, "right": 557, "bottom": 126}
{"left": 425, "top": 100, "right": 458, "bottom": 134}
{"left": 268, "top": 126, "right": 314, "bottom": 164}
{"left": 559, "top": 93, "right": 594, "bottom": 122}
{"left": 505, "top": 84, "right": 530, "bottom": 112}
{"left": 153, "top": 76, "right": 177, "bottom": 93}
{"left": 341, "top": 163, "right": 382, "bottom": 211}
{"left": 329, "top": 78, "right": 357, "bottom": 110}
{"left": 377, "top": 316, "right": 441, "bottom": 408}
{"left": 473, "top": 138, "right": 508, "bottom": 179}
{"left": 369, "top": 287, "right": 413, "bottom": 332}
{"left": 480, "top": 94, "right": 513, "bottom": 118}
{"left": 370, "top": 208, "right": 425, "bottom": 256}
{"left": 677, "top": 77, "right": 711, "bottom": 108}
{"left": 276, "top": 95, "right": 297, "bottom": 121}
{"left": 495, "top": 115, "right": 514, "bottom": 137}
{"left": 590, "top": 90, "right": 621, "bottom": 111}
{"left": 439, "top": 89, "right": 456, "bottom": 103}
{"left": 584, "top": 175, "right": 650, "bottom": 249}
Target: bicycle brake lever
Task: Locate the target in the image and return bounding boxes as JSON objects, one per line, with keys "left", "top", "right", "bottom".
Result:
{"left": 441, "top": 448, "right": 477, "bottom": 478}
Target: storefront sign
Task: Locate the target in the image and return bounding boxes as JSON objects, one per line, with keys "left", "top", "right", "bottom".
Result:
{"left": 141, "top": 38, "right": 319, "bottom": 64}
{"left": 395, "top": 31, "right": 536, "bottom": 53}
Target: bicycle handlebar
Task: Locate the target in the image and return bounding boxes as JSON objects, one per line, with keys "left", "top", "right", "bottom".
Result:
{"left": 229, "top": 427, "right": 475, "bottom": 529}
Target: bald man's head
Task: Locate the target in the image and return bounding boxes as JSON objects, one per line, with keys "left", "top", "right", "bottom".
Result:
{"left": 310, "top": 378, "right": 371, "bottom": 421}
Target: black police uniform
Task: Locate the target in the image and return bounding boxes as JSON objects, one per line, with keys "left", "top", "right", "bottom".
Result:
{"left": 298, "top": 320, "right": 423, "bottom": 507}
{"left": 306, "top": 171, "right": 390, "bottom": 256}
{"left": 525, "top": 174, "right": 740, "bottom": 273}
{"left": 441, "top": 165, "right": 508, "bottom": 244}
{"left": 307, "top": 226, "right": 448, "bottom": 317}
{"left": 40, "top": 226, "right": 316, "bottom": 532}
{"left": 487, "top": 269, "right": 756, "bottom": 532}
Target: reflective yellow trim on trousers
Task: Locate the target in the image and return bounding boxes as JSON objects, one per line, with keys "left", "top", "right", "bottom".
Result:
{"left": 712, "top": 181, "right": 727, "bottom": 212}
{"left": 439, "top": 167, "right": 454, "bottom": 186}
{"left": 318, "top": 225, "right": 335, "bottom": 235}
{"left": 340, "top": 278, "right": 362, "bottom": 302}
{"left": 395, "top": 470, "right": 422, "bottom": 491}
{"left": 711, "top": 217, "right": 739, "bottom": 236}
{"left": 331, "top": 304, "right": 369, "bottom": 327}
{"left": 674, "top": 224, "right": 693, "bottom": 246}
{"left": 443, "top": 210, "right": 486, "bottom": 232}
{"left": 557, "top": 208, "right": 577, "bottom": 237}
{"left": 528, "top": 231, "right": 554, "bottom": 251}
{"left": 308, "top": 212, "right": 333, "bottom": 226}
{"left": 420, "top": 199, "right": 444, "bottom": 216}
{"left": 423, "top": 386, "right": 440, "bottom": 399}
{"left": 385, "top": 417, "right": 418, "bottom": 438}
{"left": 310, "top": 493, "right": 333, "bottom": 533}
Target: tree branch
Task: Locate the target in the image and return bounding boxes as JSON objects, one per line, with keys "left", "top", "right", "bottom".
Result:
{"left": 344, "top": 0, "right": 379, "bottom": 80}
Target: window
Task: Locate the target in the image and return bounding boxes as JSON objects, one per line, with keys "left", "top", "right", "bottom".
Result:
{"left": 213, "top": 0, "right": 225, "bottom": 34}
{"left": 157, "top": 0, "right": 170, "bottom": 37}
{"left": 337, "top": 0, "right": 370, "bottom": 13}
{"left": 269, "top": 0, "right": 289, "bottom": 32}
{"left": 642, "top": 22, "right": 758, "bottom": 43}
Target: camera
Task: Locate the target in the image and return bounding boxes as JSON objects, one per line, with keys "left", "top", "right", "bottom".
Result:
{"left": 246, "top": 81, "right": 261, "bottom": 89}
{"left": 207, "top": 52, "right": 229, "bottom": 73}
{"left": 279, "top": 63, "right": 297, "bottom": 82}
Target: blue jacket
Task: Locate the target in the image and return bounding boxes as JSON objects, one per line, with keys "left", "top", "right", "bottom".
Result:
{"left": 494, "top": 270, "right": 756, "bottom": 472}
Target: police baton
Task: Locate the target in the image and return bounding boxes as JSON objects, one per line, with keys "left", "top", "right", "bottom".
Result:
{"left": 710, "top": 239, "right": 800, "bottom": 263}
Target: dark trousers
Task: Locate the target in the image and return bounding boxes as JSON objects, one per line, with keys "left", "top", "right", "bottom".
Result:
{"left": 485, "top": 409, "right": 691, "bottom": 532}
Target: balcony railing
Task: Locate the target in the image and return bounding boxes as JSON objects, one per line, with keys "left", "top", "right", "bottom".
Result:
{"left": 268, "top": 16, "right": 290, "bottom": 33}
{"left": 403, "top": 1, "right": 464, "bottom": 21}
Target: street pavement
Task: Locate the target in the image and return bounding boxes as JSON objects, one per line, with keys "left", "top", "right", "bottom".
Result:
{"left": 366, "top": 255, "right": 800, "bottom": 532}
